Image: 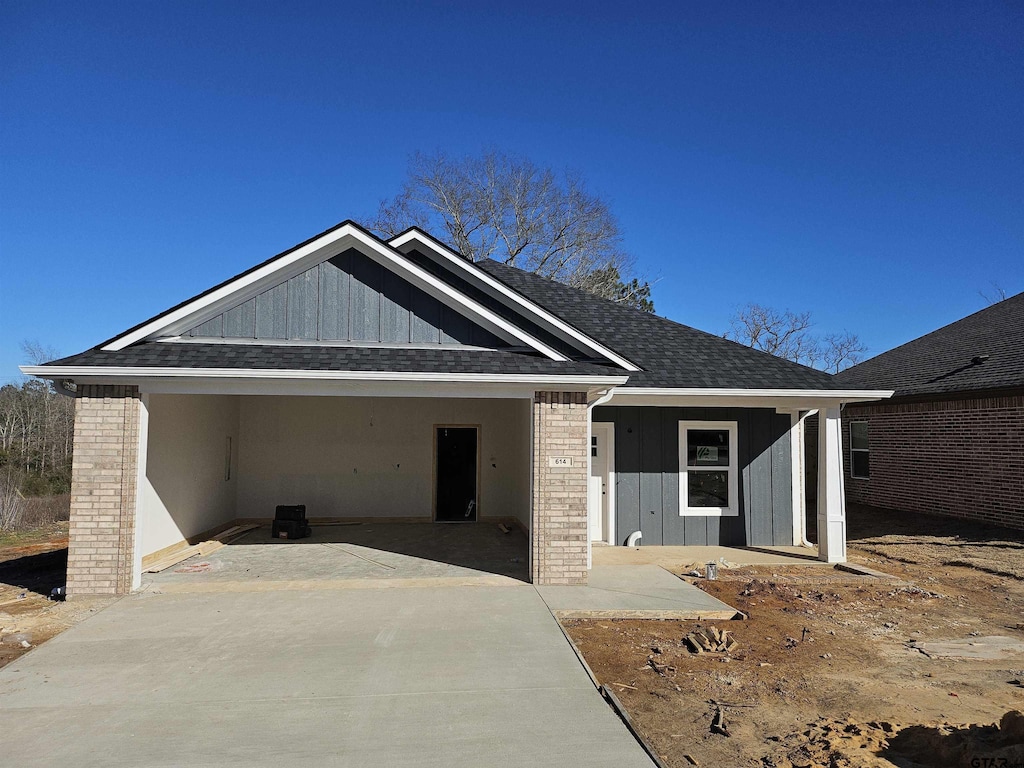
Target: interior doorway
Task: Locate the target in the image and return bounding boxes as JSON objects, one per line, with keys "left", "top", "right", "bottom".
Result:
{"left": 435, "top": 426, "right": 479, "bottom": 522}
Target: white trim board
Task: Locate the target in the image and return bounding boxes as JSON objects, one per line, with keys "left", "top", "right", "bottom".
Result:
{"left": 389, "top": 228, "right": 640, "bottom": 372}
{"left": 20, "top": 365, "right": 629, "bottom": 400}
{"left": 607, "top": 388, "right": 893, "bottom": 408}
{"left": 21, "top": 365, "right": 628, "bottom": 386}
{"left": 100, "top": 223, "right": 567, "bottom": 361}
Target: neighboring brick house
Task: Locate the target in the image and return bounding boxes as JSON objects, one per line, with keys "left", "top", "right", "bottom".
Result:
{"left": 835, "top": 293, "right": 1024, "bottom": 531}
{"left": 24, "top": 221, "right": 889, "bottom": 596}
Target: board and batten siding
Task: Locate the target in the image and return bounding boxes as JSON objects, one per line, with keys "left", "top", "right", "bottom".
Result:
{"left": 593, "top": 406, "right": 794, "bottom": 547}
{"left": 187, "top": 248, "right": 506, "bottom": 347}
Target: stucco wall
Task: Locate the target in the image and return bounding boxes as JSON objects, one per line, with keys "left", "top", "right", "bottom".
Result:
{"left": 235, "top": 396, "right": 531, "bottom": 526}
{"left": 139, "top": 394, "right": 240, "bottom": 557}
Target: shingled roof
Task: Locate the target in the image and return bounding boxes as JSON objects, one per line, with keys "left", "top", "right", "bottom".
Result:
{"left": 473, "top": 260, "right": 842, "bottom": 390}
{"left": 41, "top": 223, "right": 852, "bottom": 392}
{"left": 46, "top": 343, "right": 615, "bottom": 378}
{"left": 835, "top": 292, "right": 1024, "bottom": 397}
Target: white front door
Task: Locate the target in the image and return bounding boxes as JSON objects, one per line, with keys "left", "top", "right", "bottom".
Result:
{"left": 588, "top": 423, "right": 613, "bottom": 542}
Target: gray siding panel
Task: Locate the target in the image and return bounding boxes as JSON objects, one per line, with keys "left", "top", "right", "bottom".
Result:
{"left": 189, "top": 315, "right": 223, "bottom": 338}
{"left": 639, "top": 408, "right": 664, "bottom": 545}
{"left": 287, "top": 266, "right": 319, "bottom": 340}
{"left": 595, "top": 405, "right": 793, "bottom": 547}
{"left": 381, "top": 270, "right": 412, "bottom": 343}
{"left": 746, "top": 411, "right": 774, "bottom": 546}
{"left": 349, "top": 256, "right": 381, "bottom": 341}
{"left": 223, "top": 298, "right": 255, "bottom": 338}
{"left": 660, "top": 408, "right": 687, "bottom": 545}
{"left": 187, "top": 248, "right": 509, "bottom": 348}
{"left": 319, "top": 254, "right": 351, "bottom": 340}
{"left": 612, "top": 407, "right": 642, "bottom": 545}
{"left": 771, "top": 413, "right": 794, "bottom": 545}
{"left": 410, "top": 292, "right": 441, "bottom": 343}
{"left": 255, "top": 284, "right": 287, "bottom": 339}
{"left": 440, "top": 306, "right": 473, "bottom": 344}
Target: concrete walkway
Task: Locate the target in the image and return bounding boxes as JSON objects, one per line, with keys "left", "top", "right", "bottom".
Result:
{"left": 538, "top": 565, "right": 738, "bottom": 619}
{"left": 0, "top": 586, "right": 653, "bottom": 767}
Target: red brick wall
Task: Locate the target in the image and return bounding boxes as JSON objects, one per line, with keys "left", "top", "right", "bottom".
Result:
{"left": 841, "top": 393, "right": 1024, "bottom": 531}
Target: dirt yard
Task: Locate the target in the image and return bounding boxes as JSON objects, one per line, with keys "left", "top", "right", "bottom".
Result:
{"left": 0, "top": 523, "right": 114, "bottom": 669}
{"left": 565, "top": 507, "right": 1024, "bottom": 768}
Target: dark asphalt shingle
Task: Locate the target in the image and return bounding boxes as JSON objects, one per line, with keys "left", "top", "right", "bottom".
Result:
{"left": 834, "top": 292, "right": 1024, "bottom": 397}
{"left": 474, "top": 260, "right": 843, "bottom": 390}
{"left": 45, "top": 343, "right": 621, "bottom": 377}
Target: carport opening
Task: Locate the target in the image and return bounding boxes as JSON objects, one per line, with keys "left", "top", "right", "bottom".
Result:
{"left": 139, "top": 394, "right": 533, "bottom": 587}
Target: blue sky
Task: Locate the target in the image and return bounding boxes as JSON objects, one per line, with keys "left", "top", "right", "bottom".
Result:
{"left": 2, "top": 1, "right": 1021, "bottom": 381}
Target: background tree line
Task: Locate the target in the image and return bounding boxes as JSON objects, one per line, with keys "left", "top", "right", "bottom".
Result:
{"left": 1, "top": 343, "right": 74, "bottom": 496}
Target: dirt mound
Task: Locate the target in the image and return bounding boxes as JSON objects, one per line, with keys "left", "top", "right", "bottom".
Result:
{"left": 884, "top": 711, "right": 1024, "bottom": 767}
{"left": 770, "top": 711, "right": 1024, "bottom": 768}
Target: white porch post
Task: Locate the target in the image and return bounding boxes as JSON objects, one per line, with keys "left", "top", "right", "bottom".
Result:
{"left": 816, "top": 404, "right": 847, "bottom": 563}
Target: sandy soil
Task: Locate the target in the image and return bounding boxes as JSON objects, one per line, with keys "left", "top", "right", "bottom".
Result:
{"left": 0, "top": 523, "right": 114, "bottom": 669}
{"left": 565, "top": 507, "right": 1024, "bottom": 768}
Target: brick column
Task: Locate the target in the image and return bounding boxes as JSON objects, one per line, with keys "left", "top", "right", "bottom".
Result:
{"left": 67, "top": 385, "right": 142, "bottom": 596}
{"left": 531, "top": 391, "right": 589, "bottom": 585}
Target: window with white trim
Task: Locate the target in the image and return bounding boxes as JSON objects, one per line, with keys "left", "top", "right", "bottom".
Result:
{"left": 850, "top": 422, "right": 869, "bottom": 479}
{"left": 678, "top": 421, "right": 739, "bottom": 516}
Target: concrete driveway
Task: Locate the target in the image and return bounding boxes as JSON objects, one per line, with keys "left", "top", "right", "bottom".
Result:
{"left": 0, "top": 586, "right": 653, "bottom": 767}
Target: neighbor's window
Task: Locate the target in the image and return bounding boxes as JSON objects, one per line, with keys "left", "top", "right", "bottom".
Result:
{"left": 678, "top": 421, "right": 738, "bottom": 516}
{"left": 850, "top": 422, "right": 869, "bottom": 479}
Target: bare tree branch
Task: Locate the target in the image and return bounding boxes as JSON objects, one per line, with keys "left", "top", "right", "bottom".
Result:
{"left": 363, "top": 150, "right": 655, "bottom": 310}
{"left": 724, "top": 304, "right": 866, "bottom": 372}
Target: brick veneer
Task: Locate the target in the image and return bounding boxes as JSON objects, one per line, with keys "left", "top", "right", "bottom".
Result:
{"left": 67, "top": 385, "right": 142, "bottom": 596}
{"left": 531, "top": 391, "right": 589, "bottom": 585}
{"left": 842, "top": 393, "right": 1024, "bottom": 531}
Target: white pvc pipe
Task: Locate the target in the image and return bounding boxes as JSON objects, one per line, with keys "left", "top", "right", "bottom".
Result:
{"left": 626, "top": 530, "right": 642, "bottom": 547}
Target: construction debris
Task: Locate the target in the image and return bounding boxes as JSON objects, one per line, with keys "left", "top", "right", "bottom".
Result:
{"left": 684, "top": 625, "right": 739, "bottom": 654}
{"left": 710, "top": 707, "right": 730, "bottom": 737}
{"left": 143, "top": 524, "right": 259, "bottom": 573}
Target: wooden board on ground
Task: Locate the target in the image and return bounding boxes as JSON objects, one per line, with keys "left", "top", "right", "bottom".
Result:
{"left": 143, "top": 524, "right": 259, "bottom": 573}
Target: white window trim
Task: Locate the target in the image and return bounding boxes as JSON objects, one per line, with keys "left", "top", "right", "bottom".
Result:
{"left": 850, "top": 421, "right": 870, "bottom": 480}
{"left": 678, "top": 420, "right": 739, "bottom": 517}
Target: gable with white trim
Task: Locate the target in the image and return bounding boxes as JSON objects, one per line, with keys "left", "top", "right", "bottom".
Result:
{"left": 185, "top": 248, "right": 506, "bottom": 348}
{"left": 102, "top": 222, "right": 569, "bottom": 360}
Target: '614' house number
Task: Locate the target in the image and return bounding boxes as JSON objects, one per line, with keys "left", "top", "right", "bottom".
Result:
{"left": 548, "top": 457, "right": 574, "bottom": 467}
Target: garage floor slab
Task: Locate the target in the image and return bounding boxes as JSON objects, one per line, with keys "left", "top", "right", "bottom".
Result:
{"left": 537, "top": 565, "right": 739, "bottom": 619}
{"left": 145, "top": 522, "right": 530, "bottom": 592}
{"left": 0, "top": 586, "right": 653, "bottom": 767}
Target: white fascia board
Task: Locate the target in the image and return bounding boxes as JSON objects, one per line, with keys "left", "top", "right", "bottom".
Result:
{"left": 21, "top": 365, "right": 628, "bottom": 387}
{"left": 101, "top": 225, "right": 567, "bottom": 361}
{"left": 389, "top": 230, "right": 641, "bottom": 372}
{"left": 606, "top": 387, "right": 894, "bottom": 408}
{"left": 21, "top": 365, "right": 627, "bottom": 400}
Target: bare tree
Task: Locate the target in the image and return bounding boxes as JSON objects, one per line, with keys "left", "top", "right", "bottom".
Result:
{"left": 0, "top": 466, "right": 24, "bottom": 531}
{"left": 979, "top": 282, "right": 1008, "bottom": 306}
{"left": 819, "top": 331, "right": 868, "bottom": 373}
{"left": 724, "top": 304, "right": 866, "bottom": 372}
{"left": 0, "top": 342, "right": 75, "bottom": 497}
{"left": 365, "top": 151, "right": 655, "bottom": 311}
{"left": 724, "top": 304, "right": 816, "bottom": 364}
